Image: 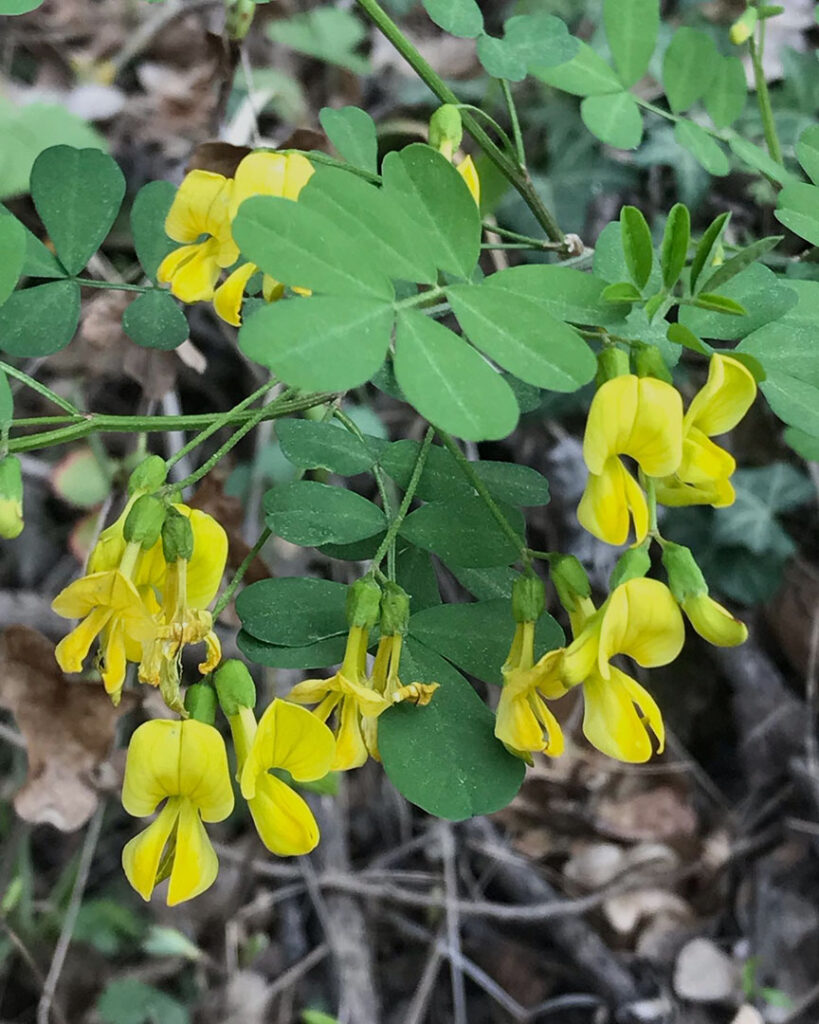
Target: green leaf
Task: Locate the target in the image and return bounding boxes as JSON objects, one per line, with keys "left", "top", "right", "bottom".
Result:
{"left": 378, "top": 639, "right": 525, "bottom": 820}
{"left": 52, "top": 447, "right": 112, "bottom": 508}
{"left": 704, "top": 55, "right": 747, "bottom": 129}
{"left": 381, "top": 145, "right": 480, "bottom": 279}
{"left": 236, "top": 577, "right": 349, "bottom": 645}
{"left": 131, "top": 180, "right": 176, "bottom": 283}
{"left": 409, "top": 599, "right": 563, "bottom": 684}
{"left": 580, "top": 92, "right": 643, "bottom": 149}
{"left": 396, "top": 541, "right": 441, "bottom": 610}
{"left": 264, "top": 480, "right": 385, "bottom": 548}
{"left": 785, "top": 427, "right": 819, "bottom": 461}
{"left": 0, "top": 0, "right": 44, "bottom": 12}
{"left": 447, "top": 284, "right": 595, "bottom": 392}
{"left": 729, "top": 135, "right": 798, "bottom": 187}
{"left": 0, "top": 280, "right": 80, "bottom": 356}
{"left": 662, "top": 28, "right": 717, "bottom": 113}
{"left": 681, "top": 263, "right": 796, "bottom": 340}
{"left": 422, "top": 0, "right": 483, "bottom": 38}
{"left": 302, "top": 1012, "right": 341, "bottom": 1024}
{"left": 74, "top": 900, "right": 143, "bottom": 957}
{"left": 319, "top": 107, "right": 378, "bottom": 175}
{"left": 267, "top": 8, "right": 370, "bottom": 75}
{"left": 142, "top": 926, "right": 202, "bottom": 960}
{"left": 393, "top": 309, "right": 519, "bottom": 442}
{"left": 796, "top": 124, "right": 819, "bottom": 186}
{"left": 690, "top": 211, "right": 730, "bottom": 292}
{"left": 713, "top": 463, "right": 812, "bottom": 555}
{"left": 0, "top": 214, "right": 25, "bottom": 306}
{"left": 450, "top": 564, "right": 519, "bottom": 600}
{"left": 659, "top": 203, "right": 690, "bottom": 290}
{"left": 476, "top": 15, "right": 578, "bottom": 82}
{"left": 533, "top": 40, "right": 623, "bottom": 97}
{"left": 232, "top": 194, "right": 393, "bottom": 300}
{"left": 698, "top": 235, "right": 783, "bottom": 294}
{"left": 0, "top": 369, "right": 12, "bottom": 427}
{"left": 239, "top": 296, "right": 394, "bottom": 390}
{"left": 122, "top": 290, "right": 189, "bottom": 350}
{"left": 0, "top": 205, "right": 65, "bottom": 279}
{"left": 277, "top": 418, "right": 376, "bottom": 475}
{"left": 484, "top": 265, "right": 624, "bottom": 325}
{"left": 674, "top": 121, "right": 730, "bottom": 176}
{"left": 601, "top": 281, "right": 643, "bottom": 302}
{"left": 97, "top": 980, "right": 189, "bottom": 1024}
{"left": 620, "top": 205, "right": 653, "bottom": 290}
{"left": 692, "top": 293, "right": 747, "bottom": 315}
{"left": 238, "top": 631, "right": 348, "bottom": 669}
{"left": 29, "top": 146, "right": 125, "bottom": 276}
{"left": 400, "top": 494, "right": 525, "bottom": 568}
{"left": 666, "top": 322, "right": 711, "bottom": 355}
{"left": 603, "top": 0, "right": 658, "bottom": 87}
{"left": 775, "top": 182, "right": 819, "bottom": 246}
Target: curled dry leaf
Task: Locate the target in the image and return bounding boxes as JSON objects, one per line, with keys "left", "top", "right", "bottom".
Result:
{"left": 0, "top": 626, "right": 135, "bottom": 832}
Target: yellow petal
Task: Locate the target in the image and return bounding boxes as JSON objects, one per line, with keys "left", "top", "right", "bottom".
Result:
{"left": 682, "top": 593, "right": 748, "bottom": 647}
{"left": 213, "top": 262, "right": 257, "bottom": 326}
{"left": 248, "top": 772, "right": 320, "bottom": 856}
{"left": 598, "top": 578, "right": 685, "bottom": 673}
{"left": 457, "top": 155, "right": 480, "bottom": 206}
{"left": 626, "top": 378, "right": 684, "bottom": 476}
{"left": 562, "top": 612, "right": 602, "bottom": 686}
{"left": 495, "top": 686, "right": 545, "bottom": 752}
{"left": 577, "top": 458, "right": 648, "bottom": 546}
{"left": 286, "top": 675, "right": 337, "bottom": 706}
{"left": 165, "top": 170, "right": 231, "bottom": 243}
{"left": 262, "top": 274, "right": 285, "bottom": 302}
{"left": 677, "top": 428, "right": 735, "bottom": 485}
{"left": 685, "top": 354, "right": 757, "bottom": 437}
{"left": 282, "top": 153, "right": 315, "bottom": 200}
{"left": 583, "top": 376, "right": 638, "bottom": 475}
{"left": 54, "top": 606, "right": 112, "bottom": 673}
{"left": 532, "top": 694, "right": 565, "bottom": 757}
{"left": 159, "top": 239, "right": 223, "bottom": 303}
{"left": 122, "top": 798, "right": 180, "bottom": 901}
{"left": 332, "top": 695, "right": 369, "bottom": 771}
{"left": 654, "top": 474, "right": 735, "bottom": 508}
{"left": 100, "top": 619, "right": 128, "bottom": 697}
{"left": 533, "top": 648, "right": 570, "bottom": 700}
{"left": 241, "top": 699, "right": 335, "bottom": 800}
{"left": 581, "top": 668, "right": 663, "bottom": 763}
{"left": 167, "top": 799, "right": 220, "bottom": 905}
{"left": 231, "top": 151, "right": 287, "bottom": 218}
{"left": 172, "top": 506, "right": 228, "bottom": 608}
{"left": 179, "top": 720, "right": 234, "bottom": 821}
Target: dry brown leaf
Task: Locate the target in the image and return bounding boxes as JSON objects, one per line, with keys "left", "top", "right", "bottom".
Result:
{"left": 0, "top": 626, "right": 135, "bottom": 832}
{"left": 596, "top": 785, "right": 699, "bottom": 843}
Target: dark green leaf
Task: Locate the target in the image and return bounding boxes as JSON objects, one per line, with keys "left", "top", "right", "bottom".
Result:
{"left": 449, "top": 565, "right": 519, "bottom": 600}
{"left": 394, "top": 309, "right": 518, "bottom": 441}
{"left": 379, "top": 639, "right": 525, "bottom": 820}
{"left": 713, "top": 464, "right": 812, "bottom": 555}
{"left": 580, "top": 92, "right": 643, "bottom": 149}
{"left": 698, "top": 235, "right": 783, "bottom": 294}
{"left": 704, "top": 55, "right": 746, "bottom": 128}
{"left": 29, "top": 146, "right": 125, "bottom": 275}
{"left": 318, "top": 534, "right": 384, "bottom": 561}
{"left": 659, "top": 203, "right": 690, "bottom": 290}
{"left": 620, "top": 205, "right": 653, "bottom": 289}
{"left": 690, "top": 211, "right": 730, "bottom": 292}
{"left": 533, "top": 41, "right": 622, "bottom": 97}
{"left": 319, "top": 106, "right": 378, "bottom": 174}
{"left": 0, "top": 280, "right": 80, "bottom": 356}
{"left": 422, "top": 0, "right": 483, "bottom": 38}
{"left": 395, "top": 542, "right": 441, "bottom": 611}
{"left": 0, "top": 214, "right": 25, "bottom": 306}
{"left": 267, "top": 8, "right": 370, "bottom": 75}
{"left": 674, "top": 121, "right": 730, "bottom": 177}
{"left": 264, "top": 480, "right": 386, "bottom": 547}
{"left": 662, "top": 28, "right": 717, "bottom": 113}
{"left": 276, "top": 418, "right": 376, "bottom": 475}
{"left": 0, "top": 206, "right": 65, "bottom": 279}
{"left": 239, "top": 631, "right": 349, "bottom": 668}
{"left": 239, "top": 296, "right": 394, "bottom": 390}
{"left": 236, "top": 577, "right": 349, "bottom": 645}
{"left": 603, "top": 0, "right": 658, "bottom": 88}
{"left": 131, "top": 180, "right": 176, "bottom": 282}
{"left": 400, "top": 494, "right": 525, "bottom": 568}
{"left": 122, "top": 290, "right": 188, "bottom": 350}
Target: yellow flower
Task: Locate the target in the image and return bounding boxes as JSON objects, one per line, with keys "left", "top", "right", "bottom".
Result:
{"left": 655, "top": 354, "right": 756, "bottom": 508}
{"left": 121, "top": 718, "right": 234, "bottom": 906}
{"left": 457, "top": 155, "right": 480, "bottom": 206}
{"left": 681, "top": 593, "right": 748, "bottom": 647}
{"left": 286, "top": 625, "right": 389, "bottom": 771}
{"left": 494, "top": 620, "right": 565, "bottom": 758}
{"left": 561, "top": 578, "right": 685, "bottom": 763}
{"left": 157, "top": 170, "right": 239, "bottom": 302}
{"left": 235, "top": 699, "right": 335, "bottom": 856}
{"left": 213, "top": 151, "right": 314, "bottom": 326}
{"left": 577, "top": 375, "right": 683, "bottom": 545}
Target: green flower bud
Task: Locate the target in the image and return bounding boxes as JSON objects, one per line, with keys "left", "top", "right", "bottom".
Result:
{"left": 184, "top": 682, "right": 217, "bottom": 724}
{"left": 595, "top": 346, "right": 630, "bottom": 385}
{"left": 226, "top": 0, "right": 256, "bottom": 40}
{"left": 161, "top": 508, "right": 194, "bottom": 562}
{"left": 549, "top": 555, "right": 591, "bottom": 613}
{"left": 214, "top": 659, "right": 257, "bottom": 716}
{"left": 610, "top": 545, "right": 652, "bottom": 590}
{"left": 380, "top": 581, "right": 411, "bottom": 636}
{"left": 512, "top": 572, "right": 545, "bottom": 623}
{"left": 661, "top": 541, "right": 708, "bottom": 603}
{"left": 123, "top": 494, "right": 167, "bottom": 550}
{"left": 128, "top": 454, "right": 167, "bottom": 495}
{"left": 729, "top": 8, "right": 757, "bottom": 44}
{"left": 0, "top": 456, "right": 23, "bottom": 539}
{"left": 429, "top": 104, "right": 463, "bottom": 161}
{"left": 634, "top": 344, "right": 673, "bottom": 384}
{"left": 346, "top": 576, "right": 382, "bottom": 629}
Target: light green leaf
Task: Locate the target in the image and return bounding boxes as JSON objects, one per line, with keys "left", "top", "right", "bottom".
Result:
{"left": 52, "top": 447, "right": 112, "bottom": 508}
{"left": 620, "top": 205, "right": 653, "bottom": 290}
{"left": 0, "top": 1, "right": 44, "bottom": 11}
{"left": 681, "top": 263, "right": 796, "bottom": 340}
{"left": 666, "top": 322, "right": 711, "bottom": 355}
{"left": 239, "top": 296, "right": 394, "bottom": 390}
{"left": 692, "top": 293, "right": 747, "bottom": 315}
{"left": 232, "top": 194, "right": 393, "bottom": 300}
{"left": 131, "top": 180, "right": 176, "bottom": 282}
{"left": 0, "top": 280, "right": 80, "bottom": 356}
{"left": 142, "top": 926, "right": 202, "bottom": 961}
{"left": 393, "top": 309, "right": 519, "bottom": 442}
{"left": 601, "top": 281, "right": 643, "bottom": 302}
{"left": 704, "top": 55, "right": 747, "bottom": 128}
{"left": 484, "top": 265, "right": 624, "bottom": 325}
{"left": 662, "top": 28, "right": 717, "bottom": 113}
{"left": 400, "top": 494, "right": 525, "bottom": 568}
{"left": 267, "top": 8, "right": 370, "bottom": 74}
{"left": 264, "top": 480, "right": 386, "bottom": 548}
{"left": 238, "top": 631, "right": 348, "bottom": 669}
{"left": 97, "top": 980, "right": 189, "bottom": 1024}
{"left": 775, "top": 182, "right": 819, "bottom": 246}
{"left": 276, "top": 418, "right": 376, "bottom": 475}
{"left": 698, "top": 235, "right": 783, "bottom": 294}
{"left": 785, "top": 427, "right": 819, "bottom": 461}
{"left": 0, "top": 214, "right": 25, "bottom": 306}
{"left": 690, "top": 211, "right": 730, "bottom": 292}
{"left": 660, "top": 203, "right": 690, "bottom": 290}
{"left": 122, "top": 290, "right": 188, "bottom": 350}
{"left": 580, "top": 92, "right": 643, "bottom": 149}
{"left": 603, "top": 0, "right": 658, "bottom": 87}
{"left": 0, "top": 369, "right": 11, "bottom": 427}
{"left": 422, "top": 0, "right": 483, "bottom": 37}
{"left": 29, "top": 146, "right": 125, "bottom": 276}
{"left": 796, "top": 124, "right": 819, "bottom": 186}
{"left": 533, "top": 40, "right": 622, "bottom": 97}
{"left": 381, "top": 144, "right": 481, "bottom": 279}
{"left": 379, "top": 639, "right": 525, "bottom": 820}
{"left": 476, "top": 14, "right": 578, "bottom": 81}
{"left": 447, "top": 284, "right": 595, "bottom": 392}
{"left": 236, "top": 577, "right": 349, "bottom": 645}
{"left": 674, "top": 121, "right": 730, "bottom": 176}
{"left": 729, "top": 135, "right": 798, "bottom": 187}
{"left": 319, "top": 106, "right": 378, "bottom": 174}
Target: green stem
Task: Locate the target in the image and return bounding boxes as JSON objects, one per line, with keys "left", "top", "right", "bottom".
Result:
{"left": 437, "top": 430, "right": 530, "bottom": 565}
{"left": 73, "top": 278, "right": 155, "bottom": 294}
{"left": 0, "top": 362, "right": 82, "bottom": 416}
{"left": 481, "top": 222, "right": 562, "bottom": 248}
{"left": 499, "top": 80, "right": 526, "bottom": 169}
{"left": 371, "top": 426, "right": 434, "bottom": 571}
{"left": 353, "top": 0, "right": 564, "bottom": 244}
{"left": 284, "top": 150, "right": 381, "bottom": 184}
{"left": 455, "top": 104, "right": 517, "bottom": 159}
{"left": 212, "top": 526, "right": 272, "bottom": 618}
{"left": 748, "top": 33, "right": 783, "bottom": 166}
{"left": 393, "top": 285, "right": 446, "bottom": 310}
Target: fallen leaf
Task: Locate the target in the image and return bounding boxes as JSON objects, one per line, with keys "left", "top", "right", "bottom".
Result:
{"left": 596, "top": 785, "right": 699, "bottom": 842}
{"left": 674, "top": 938, "right": 740, "bottom": 1003}
{"left": 0, "top": 626, "right": 135, "bottom": 832}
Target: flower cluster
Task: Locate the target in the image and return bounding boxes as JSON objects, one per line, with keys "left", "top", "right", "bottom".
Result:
{"left": 496, "top": 352, "right": 757, "bottom": 764}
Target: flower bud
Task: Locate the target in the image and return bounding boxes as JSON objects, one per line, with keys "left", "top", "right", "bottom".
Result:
{"left": 609, "top": 546, "right": 651, "bottom": 589}
{"left": 549, "top": 555, "right": 591, "bottom": 613}
{"left": 595, "top": 346, "right": 630, "bottom": 385}
{"left": 161, "top": 507, "right": 194, "bottom": 562}
{"left": 123, "top": 494, "right": 167, "bottom": 550}
{"left": 127, "top": 454, "right": 167, "bottom": 495}
{"left": 346, "top": 576, "right": 382, "bottom": 629}
{"left": 226, "top": 0, "right": 256, "bottom": 40}
{"left": 184, "top": 681, "right": 217, "bottom": 724}
{"left": 682, "top": 593, "right": 748, "bottom": 647}
{"left": 380, "top": 581, "right": 411, "bottom": 636}
{"left": 512, "top": 572, "right": 545, "bottom": 623}
{"left": 0, "top": 456, "right": 23, "bottom": 539}
{"left": 214, "top": 659, "right": 257, "bottom": 716}
{"left": 429, "top": 104, "right": 463, "bottom": 162}
{"left": 661, "top": 541, "right": 707, "bottom": 603}
{"left": 730, "top": 8, "right": 757, "bottom": 45}
{"left": 634, "top": 344, "right": 673, "bottom": 384}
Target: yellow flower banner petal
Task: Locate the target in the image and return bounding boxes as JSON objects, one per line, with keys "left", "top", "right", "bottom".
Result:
{"left": 597, "top": 578, "right": 685, "bottom": 673}
{"left": 685, "top": 354, "right": 757, "bottom": 437}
